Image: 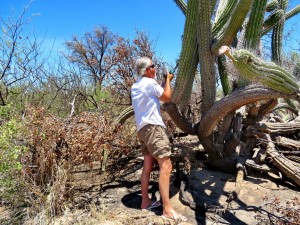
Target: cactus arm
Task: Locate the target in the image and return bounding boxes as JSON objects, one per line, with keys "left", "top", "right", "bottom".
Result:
{"left": 262, "top": 4, "right": 300, "bottom": 36}
{"left": 243, "top": 0, "right": 268, "bottom": 49}
{"left": 285, "top": 4, "right": 300, "bottom": 20}
{"left": 231, "top": 50, "right": 299, "bottom": 94}
{"left": 198, "top": 85, "right": 293, "bottom": 137}
{"left": 173, "top": 0, "right": 187, "bottom": 16}
{"left": 113, "top": 106, "right": 134, "bottom": 126}
{"left": 284, "top": 98, "right": 297, "bottom": 110}
{"left": 198, "top": 0, "right": 216, "bottom": 115}
{"left": 266, "top": 0, "right": 278, "bottom": 12}
{"left": 163, "top": 102, "right": 199, "bottom": 135}
{"left": 212, "top": 0, "right": 238, "bottom": 38}
{"left": 262, "top": 9, "right": 285, "bottom": 35}
{"left": 172, "top": 0, "right": 199, "bottom": 106}
{"left": 271, "top": 0, "right": 288, "bottom": 66}
{"left": 211, "top": 0, "right": 253, "bottom": 54}
{"left": 214, "top": 0, "right": 229, "bottom": 23}
{"left": 218, "top": 55, "right": 232, "bottom": 95}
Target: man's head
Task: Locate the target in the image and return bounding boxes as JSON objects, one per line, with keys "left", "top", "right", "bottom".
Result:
{"left": 135, "top": 57, "right": 156, "bottom": 78}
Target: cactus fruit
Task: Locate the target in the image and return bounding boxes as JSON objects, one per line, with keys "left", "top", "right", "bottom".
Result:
{"left": 227, "top": 50, "right": 299, "bottom": 94}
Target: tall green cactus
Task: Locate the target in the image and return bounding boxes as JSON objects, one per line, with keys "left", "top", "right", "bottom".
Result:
{"left": 211, "top": 0, "right": 253, "bottom": 53}
{"left": 272, "top": 0, "right": 288, "bottom": 65}
{"left": 243, "top": 0, "right": 268, "bottom": 49}
{"left": 198, "top": 0, "right": 216, "bottom": 115}
{"left": 172, "top": 0, "right": 199, "bottom": 107}
{"left": 212, "top": 0, "right": 238, "bottom": 38}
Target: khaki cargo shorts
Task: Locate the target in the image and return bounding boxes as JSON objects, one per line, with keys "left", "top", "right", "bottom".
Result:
{"left": 137, "top": 124, "right": 171, "bottom": 159}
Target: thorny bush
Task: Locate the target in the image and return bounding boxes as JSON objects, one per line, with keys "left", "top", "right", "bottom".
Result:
{"left": 20, "top": 106, "right": 136, "bottom": 215}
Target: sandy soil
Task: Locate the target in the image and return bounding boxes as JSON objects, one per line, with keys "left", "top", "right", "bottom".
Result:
{"left": 1, "top": 136, "right": 299, "bottom": 225}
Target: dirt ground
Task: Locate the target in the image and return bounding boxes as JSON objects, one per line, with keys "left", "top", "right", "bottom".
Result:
{"left": 1, "top": 136, "right": 299, "bottom": 225}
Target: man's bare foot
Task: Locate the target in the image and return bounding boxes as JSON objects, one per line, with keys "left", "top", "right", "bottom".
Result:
{"left": 162, "top": 209, "right": 187, "bottom": 222}
{"left": 141, "top": 200, "right": 161, "bottom": 210}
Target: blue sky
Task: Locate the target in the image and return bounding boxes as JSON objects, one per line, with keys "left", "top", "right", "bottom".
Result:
{"left": 1, "top": 0, "right": 300, "bottom": 65}
{"left": 1, "top": 0, "right": 185, "bottom": 65}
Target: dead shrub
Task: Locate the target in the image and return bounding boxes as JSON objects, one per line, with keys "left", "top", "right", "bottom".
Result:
{"left": 20, "top": 106, "right": 134, "bottom": 216}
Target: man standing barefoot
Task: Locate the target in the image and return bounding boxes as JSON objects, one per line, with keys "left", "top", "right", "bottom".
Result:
{"left": 131, "top": 57, "right": 187, "bottom": 223}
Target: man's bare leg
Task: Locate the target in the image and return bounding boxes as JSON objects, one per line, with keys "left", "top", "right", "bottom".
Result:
{"left": 156, "top": 157, "right": 173, "bottom": 213}
{"left": 141, "top": 154, "right": 155, "bottom": 209}
{"left": 157, "top": 157, "right": 187, "bottom": 221}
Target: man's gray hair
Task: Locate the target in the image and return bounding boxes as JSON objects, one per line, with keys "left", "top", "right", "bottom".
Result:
{"left": 135, "top": 57, "right": 151, "bottom": 76}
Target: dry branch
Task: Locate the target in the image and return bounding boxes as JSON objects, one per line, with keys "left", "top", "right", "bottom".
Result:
{"left": 250, "top": 122, "right": 300, "bottom": 135}
{"left": 264, "top": 134, "right": 300, "bottom": 186}
{"left": 275, "top": 136, "right": 300, "bottom": 149}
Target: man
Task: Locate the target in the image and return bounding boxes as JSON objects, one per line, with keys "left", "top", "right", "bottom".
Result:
{"left": 131, "top": 57, "right": 187, "bottom": 222}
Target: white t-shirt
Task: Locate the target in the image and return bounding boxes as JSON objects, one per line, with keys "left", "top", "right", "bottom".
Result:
{"left": 131, "top": 77, "right": 165, "bottom": 131}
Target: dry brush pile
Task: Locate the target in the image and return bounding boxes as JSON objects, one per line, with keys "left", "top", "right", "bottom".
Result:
{"left": 3, "top": 106, "right": 138, "bottom": 219}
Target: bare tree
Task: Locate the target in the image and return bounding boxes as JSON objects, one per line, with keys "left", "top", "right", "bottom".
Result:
{"left": 64, "top": 26, "right": 116, "bottom": 88}
{"left": 111, "top": 31, "right": 161, "bottom": 103}
{"left": 0, "top": 7, "right": 45, "bottom": 106}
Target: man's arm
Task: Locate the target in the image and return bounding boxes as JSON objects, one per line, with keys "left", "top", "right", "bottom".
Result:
{"left": 159, "top": 73, "right": 173, "bottom": 102}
